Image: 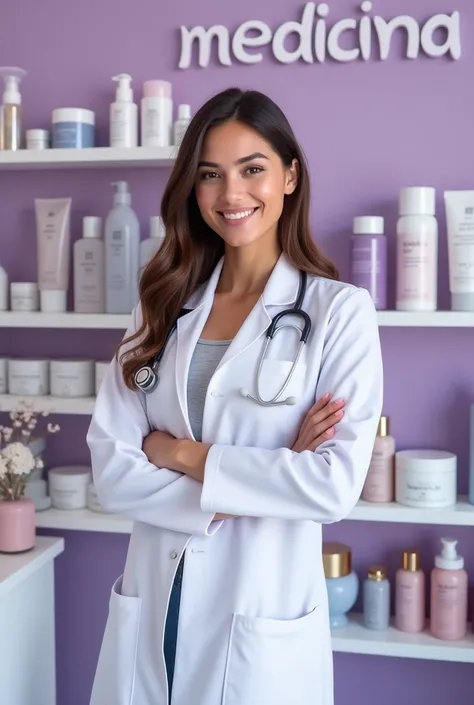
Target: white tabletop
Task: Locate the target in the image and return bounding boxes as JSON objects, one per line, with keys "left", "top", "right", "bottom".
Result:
{"left": 0, "top": 536, "right": 64, "bottom": 599}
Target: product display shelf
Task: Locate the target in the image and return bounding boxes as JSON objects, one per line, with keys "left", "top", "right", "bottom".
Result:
{"left": 35, "top": 508, "right": 132, "bottom": 534}
{"left": 0, "top": 395, "right": 95, "bottom": 415}
{"left": 0, "top": 146, "right": 177, "bottom": 170}
{"left": 332, "top": 613, "right": 474, "bottom": 663}
{"left": 376, "top": 311, "right": 474, "bottom": 327}
{"left": 0, "top": 311, "right": 131, "bottom": 329}
{"left": 349, "top": 497, "right": 474, "bottom": 526}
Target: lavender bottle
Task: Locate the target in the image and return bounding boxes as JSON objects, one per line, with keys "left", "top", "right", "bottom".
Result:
{"left": 350, "top": 216, "right": 387, "bottom": 310}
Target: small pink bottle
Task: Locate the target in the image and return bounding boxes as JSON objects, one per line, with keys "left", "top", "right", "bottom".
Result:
{"left": 395, "top": 549, "right": 425, "bottom": 633}
{"left": 362, "top": 416, "right": 395, "bottom": 502}
{"left": 430, "top": 538, "right": 468, "bottom": 641}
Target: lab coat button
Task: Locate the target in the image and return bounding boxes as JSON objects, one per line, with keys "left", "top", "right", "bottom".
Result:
{"left": 170, "top": 551, "right": 178, "bottom": 559}
{"left": 210, "top": 390, "right": 221, "bottom": 397}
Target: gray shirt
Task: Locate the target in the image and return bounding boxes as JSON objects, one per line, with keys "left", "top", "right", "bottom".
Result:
{"left": 186, "top": 338, "right": 231, "bottom": 442}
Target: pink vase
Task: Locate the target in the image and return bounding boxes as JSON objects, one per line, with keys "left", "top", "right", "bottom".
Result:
{"left": 0, "top": 498, "right": 36, "bottom": 553}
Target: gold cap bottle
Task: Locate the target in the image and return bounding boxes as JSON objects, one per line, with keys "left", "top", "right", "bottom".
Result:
{"left": 367, "top": 565, "right": 387, "bottom": 581}
{"left": 377, "top": 416, "right": 389, "bottom": 437}
{"left": 402, "top": 549, "right": 421, "bottom": 572}
{"left": 322, "top": 542, "right": 352, "bottom": 578}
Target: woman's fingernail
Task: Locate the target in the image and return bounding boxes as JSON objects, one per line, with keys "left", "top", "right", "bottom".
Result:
{"left": 335, "top": 410, "right": 344, "bottom": 418}
{"left": 334, "top": 398, "right": 344, "bottom": 405}
{"left": 326, "top": 427, "right": 335, "bottom": 436}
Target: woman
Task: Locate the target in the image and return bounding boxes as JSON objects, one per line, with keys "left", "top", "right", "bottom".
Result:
{"left": 87, "top": 87, "right": 383, "bottom": 705}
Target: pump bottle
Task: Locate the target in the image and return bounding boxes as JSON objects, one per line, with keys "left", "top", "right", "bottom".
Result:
{"left": 74, "top": 217, "right": 105, "bottom": 314}
{"left": 140, "top": 216, "right": 166, "bottom": 270}
{"left": 110, "top": 74, "right": 138, "bottom": 148}
{"left": 0, "top": 67, "right": 26, "bottom": 150}
{"left": 105, "top": 182, "right": 140, "bottom": 314}
{"left": 430, "top": 538, "right": 468, "bottom": 640}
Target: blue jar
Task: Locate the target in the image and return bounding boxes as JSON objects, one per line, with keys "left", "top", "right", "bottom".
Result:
{"left": 52, "top": 108, "right": 95, "bottom": 148}
{"left": 323, "top": 542, "right": 359, "bottom": 628}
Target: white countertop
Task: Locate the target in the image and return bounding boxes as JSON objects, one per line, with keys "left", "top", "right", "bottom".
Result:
{"left": 0, "top": 536, "right": 64, "bottom": 599}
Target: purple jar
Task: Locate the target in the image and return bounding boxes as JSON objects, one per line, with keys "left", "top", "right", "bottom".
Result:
{"left": 350, "top": 216, "right": 387, "bottom": 310}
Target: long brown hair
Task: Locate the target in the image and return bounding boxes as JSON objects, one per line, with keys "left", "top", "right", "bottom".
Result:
{"left": 119, "top": 87, "right": 339, "bottom": 389}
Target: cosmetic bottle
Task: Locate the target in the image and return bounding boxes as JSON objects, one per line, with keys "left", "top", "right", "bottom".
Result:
{"left": 105, "top": 181, "right": 140, "bottom": 314}
{"left": 396, "top": 187, "right": 438, "bottom": 311}
{"left": 469, "top": 403, "right": 474, "bottom": 505}
{"left": 350, "top": 216, "right": 387, "bottom": 310}
{"left": 0, "top": 67, "right": 26, "bottom": 150}
{"left": 173, "top": 104, "right": 191, "bottom": 146}
{"left": 74, "top": 217, "right": 105, "bottom": 314}
{"left": 363, "top": 566, "right": 390, "bottom": 630}
{"left": 322, "top": 542, "right": 359, "bottom": 628}
{"left": 140, "top": 216, "right": 165, "bottom": 270}
{"left": 395, "top": 549, "right": 425, "bottom": 633}
{"left": 0, "top": 263, "right": 8, "bottom": 310}
{"left": 430, "top": 538, "right": 468, "bottom": 640}
{"left": 362, "top": 416, "right": 395, "bottom": 503}
{"left": 110, "top": 73, "right": 138, "bottom": 148}
{"left": 141, "top": 80, "right": 173, "bottom": 147}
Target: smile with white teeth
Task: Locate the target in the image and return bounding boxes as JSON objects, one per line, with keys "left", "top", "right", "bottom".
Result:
{"left": 221, "top": 208, "right": 256, "bottom": 220}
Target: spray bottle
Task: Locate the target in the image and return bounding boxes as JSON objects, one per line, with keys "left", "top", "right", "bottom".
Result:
{"left": 430, "top": 538, "right": 468, "bottom": 640}
{"left": 110, "top": 73, "right": 138, "bottom": 148}
{"left": 0, "top": 67, "right": 26, "bottom": 150}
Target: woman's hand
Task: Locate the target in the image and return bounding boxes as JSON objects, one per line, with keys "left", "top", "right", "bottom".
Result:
{"left": 143, "top": 431, "right": 210, "bottom": 482}
{"left": 292, "top": 393, "right": 345, "bottom": 453}
{"left": 142, "top": 430, "right": 179, "bottom": 469}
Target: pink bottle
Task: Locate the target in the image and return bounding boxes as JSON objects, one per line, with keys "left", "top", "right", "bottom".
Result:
{"left": 430, "top": 538, "right": 468, "bottom": 641}
{"left": 395, "top": 549, "right": 425, "bottom": 633}
{"left": 362, "top": 416, "right": 395, "bottom": 502}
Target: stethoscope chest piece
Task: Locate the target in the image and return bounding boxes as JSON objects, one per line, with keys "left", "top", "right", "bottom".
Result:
{"left": 134, "top": 365, "right": 159, "bottom": 393}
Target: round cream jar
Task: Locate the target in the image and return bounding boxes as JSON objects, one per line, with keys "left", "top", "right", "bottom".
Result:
{"left": 8, "top": 358, "right": 49, "bottom": 396}
{"left": 0, "top": 358, "right": 8, "bottom": 393}
{"left": 50, "top": 359, "right": 95, "bottom": 398}
{"left": 49, "top": 465, "right": 92, "bottom": 509}
{"left": 395, "top": 450, "right": 457, "bottom": 508}
{"left": 95, "top": 361, "right": 109, "bottom": 395}
{"left": 10, "top": 282, "right": 39, "bottom": 311}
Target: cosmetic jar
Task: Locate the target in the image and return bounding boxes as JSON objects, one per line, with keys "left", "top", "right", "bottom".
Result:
{"left": 52, "top": 108, "right": 95, "bottom": 148}
{"left": 25, "top": 478, "right": 51, "bottom": 511}
{"left": 323, "top": 542, "right": 359, "bottom": 628}
{"left": 95, "top": 361, "right": 109, "bottom": 395}
{"left": 8, "top": 358, "right": 49, "bottom": 396}
{"left": 395, "top": 449, "right": 457, "bottom": 508}
{"left": 10, "top": 282, "right": 39, "bottom": 311}
{"left": 49, "top": 465, "right": 92, "bottom": 509}
{"left": 50, "top": 359, "right": 95, "bottom": 398}
{"left": 0, "top": 357, "right": 7, "bottom": 393}
{"left": 26, "top": 129, "right": 49, "bottom": 150}
{"left": 87, "top": 482, "right": 111, "bottom": 513}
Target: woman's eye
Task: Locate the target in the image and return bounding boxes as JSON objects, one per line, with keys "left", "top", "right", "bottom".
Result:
{"left": 245, "top": 166, "right": 263, "bottom": 175}
{"left": 200, "top": 171, "right": 219, "bottom": 180}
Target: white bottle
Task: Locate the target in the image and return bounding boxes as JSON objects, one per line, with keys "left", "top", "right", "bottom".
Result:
{"left": 173, "top": 104, "right": 191, "bottom": 146}
{"left": 110, "top": 73, "right": 138, "bottom": 148}
{"left": 141, "top": 80, "right": 173, "bottom": 147}
{"left": 105, "top": 182, "right": 140, "bottom": 314}
{"left": 73, "top": 217, "right": 105, "bottom": 314}
{"left": 140, "top": 216, "right": 166, "bottom": 270}
{"left": 396, "top": 187, "right": 438, "bottom": 311}
{"left": 0, "top": 263, "right": 8, "bottom": 310}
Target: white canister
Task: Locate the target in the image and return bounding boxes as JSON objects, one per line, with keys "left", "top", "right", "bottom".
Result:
{"left": 8, "top": 359, "right": 49, "bottom": 396}
{"left": 0, "top": 358, "right": 7, "bottom": 393}
{"left": 10, "top": 282, "right": 39, "bottom": 311}
{"left": 95, "top": 361, "right": 109, "bottom": 395}
{"left": 50, "top": 359, "right": 95, "bottom": 398}
{"left": 48, "top": 466, "right": 92, "bottom": 509}
{"left": 87, "top": 482, "right": 111, "bottom": 513}
{"left": 395, "top": 450, "right": 457, "bottom": 508}
{"left": 26, "top": 129, "right": 49, "bottom": 150}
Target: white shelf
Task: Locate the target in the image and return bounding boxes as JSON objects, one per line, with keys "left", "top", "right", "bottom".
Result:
{"left": 35, "top": 508, "right": 132, "bottom": 534}
{"left": 332, "top": 614, "right": 474, "bottom": 663}
{"left": 0, "top": 311, "right": 130, "bottom": 329}
{"left": 0, "top": 146, "right": 176, "bottom": 170}
{"left": 348, "top": 496, "right": 474, "bottom": 526}
{"left": 376, "top": 311, "right": 474, "bottom": 327}
{"left": 0, "top": 395, "right": 95, "bottom": 415}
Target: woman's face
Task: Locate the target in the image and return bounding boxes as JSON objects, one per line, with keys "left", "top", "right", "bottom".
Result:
{"left": 194, "top": 120, "right": 298, "bottom": 251}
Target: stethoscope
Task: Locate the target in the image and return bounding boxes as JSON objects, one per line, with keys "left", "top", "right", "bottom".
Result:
{"left": 134, "top": 271, "right": 311, "bottom": 407}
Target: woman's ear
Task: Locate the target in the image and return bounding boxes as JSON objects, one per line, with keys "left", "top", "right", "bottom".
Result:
{"left": 284, "top": 159, "right": 299, "bottom": 195}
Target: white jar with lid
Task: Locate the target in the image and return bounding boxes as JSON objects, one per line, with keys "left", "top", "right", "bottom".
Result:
{"left": 0, "top": 357, "right": 7, "bottom": 393}
{"left": 8, "top": 358, "right": 49, "bottom": 396}
{"left": 49, "top": 466, "right": 92, "bottom": 509}
{"left": 52, "top": 108, "right": 95, "bottom": 149}
{"left": 396, "top": 187, "right": 438, "bottom": 311}
{"left": 10, "top": 282, "right": 39, "bottom": 311}
{"left": 50, "top": 359, "right": 94, "bottom": 398}
{"left": 26, "top": 129, "right": 49, "bottom": 150}
{"left": 395, "top": 450, "right": 457, "bottom": 508}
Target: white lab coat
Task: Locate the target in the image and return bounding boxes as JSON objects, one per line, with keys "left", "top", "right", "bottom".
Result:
{"left": 86, "top": 254, "right": 383, "bottom": 705}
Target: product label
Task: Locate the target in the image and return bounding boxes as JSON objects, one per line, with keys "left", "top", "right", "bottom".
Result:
{"left": 398, "top": 469, "right": 455, "bottom": 507}
{"left": 448, "top": 207, "right": 474, "bottom": 292}
{"left": 363, "top": 450, "right": 394, "bottom": 502}
{"left": 396, "top": 230, "right": 437, "bottom": 305}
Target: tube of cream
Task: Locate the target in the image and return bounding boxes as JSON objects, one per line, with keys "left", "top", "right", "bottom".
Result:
{"left": 444, "top": 190, "right": 474, "bottom": 312}
{"left": 35, "top": 198, "right": 71, "bottom": 312}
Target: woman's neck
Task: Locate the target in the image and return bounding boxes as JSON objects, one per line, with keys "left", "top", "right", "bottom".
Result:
{"left": 217, "top": 240, "right": 281, "bottom": 298}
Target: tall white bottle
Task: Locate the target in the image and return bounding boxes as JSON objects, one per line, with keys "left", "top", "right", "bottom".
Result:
{"left": 0, "top": 262, "right": 8, "bottom": 310}
{"left": 141, "top": 80, "right": 173, "bottom": 147}
{"left": 73, "top": 216, "right": 105, "bottom": 313}
{"left": 110, "top": 73, "right": 138, "bottom": 148}
{"left": 140, "top": 216, "right": 165, "bottom": 269}
{"left": 105, "top": 182, "right": 140, "bottom": 314}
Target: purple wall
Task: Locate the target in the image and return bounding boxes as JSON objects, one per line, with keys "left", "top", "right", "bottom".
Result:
{"left": 1, "top": 1, "right": 474, "bottom": 703}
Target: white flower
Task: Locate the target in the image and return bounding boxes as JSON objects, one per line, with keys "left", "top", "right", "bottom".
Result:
{"left": 1, "top": 442, "right": 35, "bottom": 475}
{"left": 0, "top": 456, "right": 7, "bottom": 478}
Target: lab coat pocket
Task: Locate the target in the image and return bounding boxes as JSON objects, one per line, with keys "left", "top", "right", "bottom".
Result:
{"left": 89, "top": 575, "right": 142, "bottom": 705}
{"left": 222, "top": 607, "right": 321, "bottom": 705}
{"left": 258, "top": 360, "right": 307, "bottom": 404}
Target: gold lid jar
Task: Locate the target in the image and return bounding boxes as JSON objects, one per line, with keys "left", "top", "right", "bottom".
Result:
{"left": 367, "top": 565, "right": 387, "bottom": 581}
{"left": 323, "top": 542, "right": 352, "bottom": 578}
